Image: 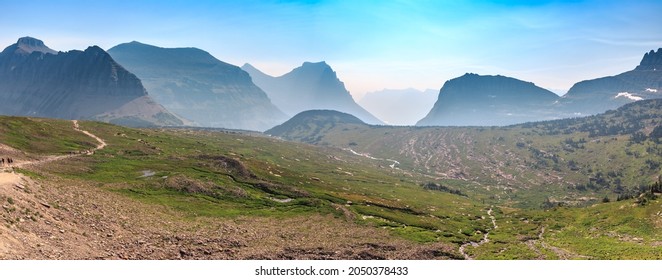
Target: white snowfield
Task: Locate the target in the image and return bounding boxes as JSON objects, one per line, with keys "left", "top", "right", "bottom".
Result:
{"left": 615, "top": 92, "right": 644, "bottom": 101}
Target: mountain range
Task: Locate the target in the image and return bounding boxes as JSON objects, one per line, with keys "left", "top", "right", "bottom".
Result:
{"left": 1, "top": 36, "right": 660, "bottom": 130}
{"left": 416, "top": 48, "right": 662, "bottom": 126}
{"left": 358, "top": 88, "right": 437, "bottom": 125}
{"left": 242, "top": 62, "right": 383, "bottom": 125}
{"left": 559, "top": 48, "right": 662, "bottom": 115}
{"left": 1, "top": 37, "right": 661, "bottom": 261}
{"left": 108, "top": 42, "right": 287, "bottom": 131}
{"left": 0, "top": 37, "right": 182, "bottom": 127}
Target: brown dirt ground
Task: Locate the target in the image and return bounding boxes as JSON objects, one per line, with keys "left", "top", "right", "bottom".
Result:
{"left": 1, "top": 169, "right": 458, "bottom": 259}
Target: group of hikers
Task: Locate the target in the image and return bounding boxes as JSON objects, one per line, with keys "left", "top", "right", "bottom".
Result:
{"left": 1, "top": 157, "right": 14, "bottom": 167}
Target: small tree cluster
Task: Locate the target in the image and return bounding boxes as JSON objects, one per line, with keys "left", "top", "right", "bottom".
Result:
{"left": 422, "top": 182, "right": 467, "bottom": 197}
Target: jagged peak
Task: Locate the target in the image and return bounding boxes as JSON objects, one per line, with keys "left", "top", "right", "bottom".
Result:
{"left": 241, "top": 63, "right": 260, "bottom": 72}
{"left": 85, "top": 45, "right": 106, "bottom": 53}
{"left": 635, "top": 48, "right": 662, "bottom": 71}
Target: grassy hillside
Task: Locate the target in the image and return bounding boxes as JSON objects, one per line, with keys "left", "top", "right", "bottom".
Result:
{"left": 0, "top": 116, "right": 97, "bottom": 155}
{"left": 1, "top": 108, "right": 660, "bottom": 259}
{"left": 270, "top": 99, "right": 662, "bottom": 209}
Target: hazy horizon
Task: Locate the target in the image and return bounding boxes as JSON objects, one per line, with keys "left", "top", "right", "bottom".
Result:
{"left": 2, "top": 0, "right": 661, "bottom": 100}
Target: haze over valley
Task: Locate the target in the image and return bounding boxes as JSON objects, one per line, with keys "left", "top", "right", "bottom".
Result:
{"left": 1, "top": 1, "right": 661, "bottom": 262}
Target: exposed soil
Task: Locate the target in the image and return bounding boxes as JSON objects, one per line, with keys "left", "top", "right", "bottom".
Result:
{"left": 1, "top": 121, "right": 459, "bottom": 260}
{"left": 0, "top": 172, "right": 458, "bottom": 259}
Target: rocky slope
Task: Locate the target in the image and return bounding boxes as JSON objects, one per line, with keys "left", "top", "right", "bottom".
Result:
{"left": 242, "top": 62, "right": 383, "bottom": 125}
{"left": 0, "top": 37, "right": 182, "bottom": 127}
{"left": 108, "top": 42, "right": 287, "bottom": 131}
{"left": 560, "top": 48, "right": 662, "bottom": 115}
{"left": 417, "top": 73, "right": 560, "bottom": 126}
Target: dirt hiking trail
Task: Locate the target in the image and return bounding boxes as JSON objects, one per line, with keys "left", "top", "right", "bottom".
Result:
{"left": 459, "top": 206, "right": 497, "bottom": 260}
{"left": 1, "top": 120, "right": 106, "bottom": 172}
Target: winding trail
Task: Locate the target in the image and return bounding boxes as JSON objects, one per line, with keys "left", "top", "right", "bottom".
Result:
{"left": 526, "top": 225, "right": 587, "bottom": 260}
{"left": 72, "top": 120, "right": 107, "bottom": 151}
{"left": 2, "top": 120, "right": 106, "bottom": 171}
{"left": 459, "top": 206, "right": 497, "bottom": 260}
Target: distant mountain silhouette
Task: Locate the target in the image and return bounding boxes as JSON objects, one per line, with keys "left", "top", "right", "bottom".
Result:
{"left": 560, "top": 48, "right": 662, "bottom": 115}
{"left": 266, "top": 110, "right": 367, "bottom": 143}
{"left": 0, "top": 37, "right": 182, "bottom": 127}
{"left": 359, "top": 88, "right": 437, "bottom": 125}
{"left": 242, "top": 62, "right": 383, "bottom": 125}
{"left": 417, "top": 73, "right": 559, "bottom": 126}
{"left": 108, "top": 41, "right": 287, "bottom": 131}
{"left": 3, "top": 37, "right": 57, "bottom": 55}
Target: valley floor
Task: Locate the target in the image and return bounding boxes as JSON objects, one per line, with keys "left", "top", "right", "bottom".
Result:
{"left": 0, "top": 121, "right": 456, "bottom": 259}
{"left": 0, "top": 170, "right": 457, "bottom": 259}
{"left": 1, "top": 117, "right": 660, "bottom": 260}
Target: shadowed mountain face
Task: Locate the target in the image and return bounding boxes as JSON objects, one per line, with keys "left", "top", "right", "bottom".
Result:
{"left": 359, "top": 88, "right": 437, "bottom": 125}
{"left": 560, "top": 48, "right": 662, "bottom": 115}
{"left": 417, "top": 73, "right": 560, "bottom": 126}
{"left": 108, "top": 42, "right": 287, "bottom": 131}
{"left": 242, "top": 62, "right": 383, "bottom": 125}
{"left": 0, "top": 37, "right": 182, "bottom": 127}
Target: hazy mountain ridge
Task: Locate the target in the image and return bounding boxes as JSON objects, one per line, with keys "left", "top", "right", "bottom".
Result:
{"left": 417, "top": 73, "right": 561, "bottom": 126}
{"left": 560, "top": 48, "right": 662, "bottom": 115}
{"left": 108, "top": 42, "right": 287, "bottom": 131}
{"left": 242, "top": 62, "right": 383, "bottom": 125}
{"left": 0, "top": 37, "right": 182, "bottom": 127}
{"left": 359, "top": 88, "right": 437, "bottom": 125}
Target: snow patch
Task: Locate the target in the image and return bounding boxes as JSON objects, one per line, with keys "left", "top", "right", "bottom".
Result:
{"left": 645, "top": 88, "right": 658, "bottom": 93}
{"left": 615, "top": 92, "right": 643, "bottom": 101}
{"left": 345, "top": 148, "right": 400, "bottom": 169}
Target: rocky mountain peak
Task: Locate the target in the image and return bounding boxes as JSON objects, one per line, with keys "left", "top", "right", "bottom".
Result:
{"left": 242, "top": 63, "right": 259, "bottom": 72}
{"left": 301, "top": 61, "right": 330, "bottom": 68}
{"left": 0, "top": 38, "right": 182, "bottom": 126}
{"left": 416, "top": 73, "right": 559, "bottom": 126}
{"left": 17, "top": 37, "right": 45, "bottom": 47}
{"left": 635, "top": 48, "right": 662, "bottom": 71}
{"left": 84, "top": 45, "right": 108, "bottom": 55}
{"left": 291, "top": 61, "right": 334, "bottom": 77}
{"left": 2, "top": 36, "right": 57, "bottom": 55}
{"left": 243, "top": 62, "right": 383, "bottom": 124}
{"left": 108, "top": 42, "right": 287, "bottom": 131}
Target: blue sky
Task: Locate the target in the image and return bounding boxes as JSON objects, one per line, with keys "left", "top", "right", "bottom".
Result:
{"left": 2, "top": 0, "right": 661, "bottom": 98}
